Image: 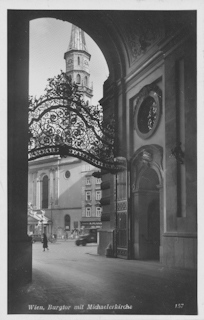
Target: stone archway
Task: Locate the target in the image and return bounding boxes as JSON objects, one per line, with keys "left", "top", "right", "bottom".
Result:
{"left": 131, "top": 145, "right": 163, "bottom": 261}
{"left": 8, "top": 10, "right": 196, "bottom": 292}
{"left": 8, "top": 11, "right": 126, "bottom": 289}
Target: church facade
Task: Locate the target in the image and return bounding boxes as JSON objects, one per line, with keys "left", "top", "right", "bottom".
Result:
{"left": 8, "top": 11, "right": 197, "bottom": 293}
{"left": 28, "top": 157, "right": 102, "bottom": 238}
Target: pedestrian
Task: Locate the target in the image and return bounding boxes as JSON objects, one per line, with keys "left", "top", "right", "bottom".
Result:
{"left": 43, "top": 233, "right": 49, "bottom": 251}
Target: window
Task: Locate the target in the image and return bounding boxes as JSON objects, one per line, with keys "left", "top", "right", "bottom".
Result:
{"left": 96, "top": 191, "right": 101, "bottom": 201}
{"left": 64, "top": 170, "right": 70, "bottom": 179}
{"left": 96, "top": 207, "right": 101, "bottom": 217}
{"left": 76, "top": 74, "right": 81, "bottom": 84}
{"left": 134, "top": 86, "right": 161, "bottom": 139}
{"left": 95, "top": 178, "right": 101, "bottom": 184}
{"left": 84, "top": 76, "right": 88, "bottom": 86}
{"left": 86, "top": 164, "right": 90, "bottom": 171}
{"left": 65, "top": 214, "right": 71, "bottom": 231}
{"left": 86, "top": 207, "right": 91, "bottom": 217}
{"left": 78, "top": 57, "right": 80, "bottom": 65}
{"left": 86, "top": 177, "right": 91, "bottom": 185}
{"left": 86, "top": 191, "right": 91, "bottom": 201}
{"left": 42, "top": 175, "right": 48, "bottom": 208}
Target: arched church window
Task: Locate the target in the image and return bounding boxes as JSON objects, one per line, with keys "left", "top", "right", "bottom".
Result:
{"left": 64, "top": 214, "right": 71, "bottom": 231}
{"left": 84, "top": 76, "right": 88, "bottom": 86}
{"left": 42, "top": 175, "right": 48, "bottom": 208}
{"left": 76, "top": 74, "right": 81, "bottom": 84}
{"left": 78, "top": 57, "right": 80, "bottom": 65}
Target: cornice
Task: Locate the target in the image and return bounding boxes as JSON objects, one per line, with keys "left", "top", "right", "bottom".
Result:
{"left": 64, "top": 49, "right": 91, "bottom": 59}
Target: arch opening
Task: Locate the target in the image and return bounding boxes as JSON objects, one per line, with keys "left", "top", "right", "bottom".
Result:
{"left": 28, "top": 18, "right": 121, "bottom": 172}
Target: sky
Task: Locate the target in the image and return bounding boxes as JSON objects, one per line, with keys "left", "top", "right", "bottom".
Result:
{"left": 29, "top": 18, "right": 109, "bottom": 106}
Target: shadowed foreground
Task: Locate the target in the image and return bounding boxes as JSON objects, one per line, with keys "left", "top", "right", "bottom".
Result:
{"left": 8, "top": 241, "right": 197, "bottom": 315}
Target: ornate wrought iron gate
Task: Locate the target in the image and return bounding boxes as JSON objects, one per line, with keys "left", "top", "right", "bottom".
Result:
{"left": 114, "top": 157, "right": 129, "bottom": 259}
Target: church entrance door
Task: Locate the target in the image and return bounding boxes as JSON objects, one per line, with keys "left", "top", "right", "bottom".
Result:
{"left": 131, "top": 166, "right": 161, "bottom": 261}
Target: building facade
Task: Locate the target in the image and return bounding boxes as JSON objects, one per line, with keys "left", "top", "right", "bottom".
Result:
{"left": 97, "top": 12, "right": 197, "bottom": 270}
{"left": 28, "top": 157, "right": 101, "bottom": 238}
{"left": 81, "top": 164, "right": 102, "bottom": 229}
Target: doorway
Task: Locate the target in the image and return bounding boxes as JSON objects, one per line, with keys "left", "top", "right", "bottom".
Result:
{"left": 132, "top": 165, "right": 161, "bottom": 261}
{"left": 147, "top": 198, "right": 160, "bottom": 260}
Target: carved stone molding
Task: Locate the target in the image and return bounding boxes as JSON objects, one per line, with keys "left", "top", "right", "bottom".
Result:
{"left": 122, "top": 12, "right": 163, "bottom": 63}
{"left": 131, "top": 144, "right": 163, "bottom": 192}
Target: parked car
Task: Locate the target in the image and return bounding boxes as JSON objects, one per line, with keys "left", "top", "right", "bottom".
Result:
{"left": 75, "top": 228, "right": 98, "bottom": 246}
{"left": 31, "top": 234, "right": 43, "bottom": 243}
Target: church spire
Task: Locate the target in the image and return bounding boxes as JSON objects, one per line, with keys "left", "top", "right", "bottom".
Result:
{"left": 64, "top": 24, "right": 93, "bottom": 105}
{"left": 68, "top": 24, "right": 88, "bottom": 52}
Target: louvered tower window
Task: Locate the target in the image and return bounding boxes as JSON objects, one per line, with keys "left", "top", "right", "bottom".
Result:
{"left": 76, "top": 74, "right": 81, "bottom": 84}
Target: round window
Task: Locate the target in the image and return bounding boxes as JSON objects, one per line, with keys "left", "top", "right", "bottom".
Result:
{"left": 134, "top": 88, "right": 161, "bottom": 139}
{"left": 64, "top": 170, "right": 71, "bottom": 179}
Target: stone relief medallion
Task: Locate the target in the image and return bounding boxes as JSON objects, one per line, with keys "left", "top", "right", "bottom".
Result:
{"left": 134, "top": 85, "right": 162, "bottom": 139}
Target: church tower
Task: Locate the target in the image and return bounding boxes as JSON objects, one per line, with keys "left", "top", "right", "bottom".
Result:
{"left": 64, "top": 24, "right": 93, "bottom": 105}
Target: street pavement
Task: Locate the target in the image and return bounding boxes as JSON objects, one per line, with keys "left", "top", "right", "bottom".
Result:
{"left": 9, "top": 239, "right": 197, "bottom": 315}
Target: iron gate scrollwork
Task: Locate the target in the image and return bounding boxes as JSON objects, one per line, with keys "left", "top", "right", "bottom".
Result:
{"left": 28, "top": 71, "right": 123, "bottom": 172}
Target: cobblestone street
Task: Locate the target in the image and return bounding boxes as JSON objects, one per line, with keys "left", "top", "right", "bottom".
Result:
{"left": 9, "top": 240, "right": 197, "bottom": 315}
